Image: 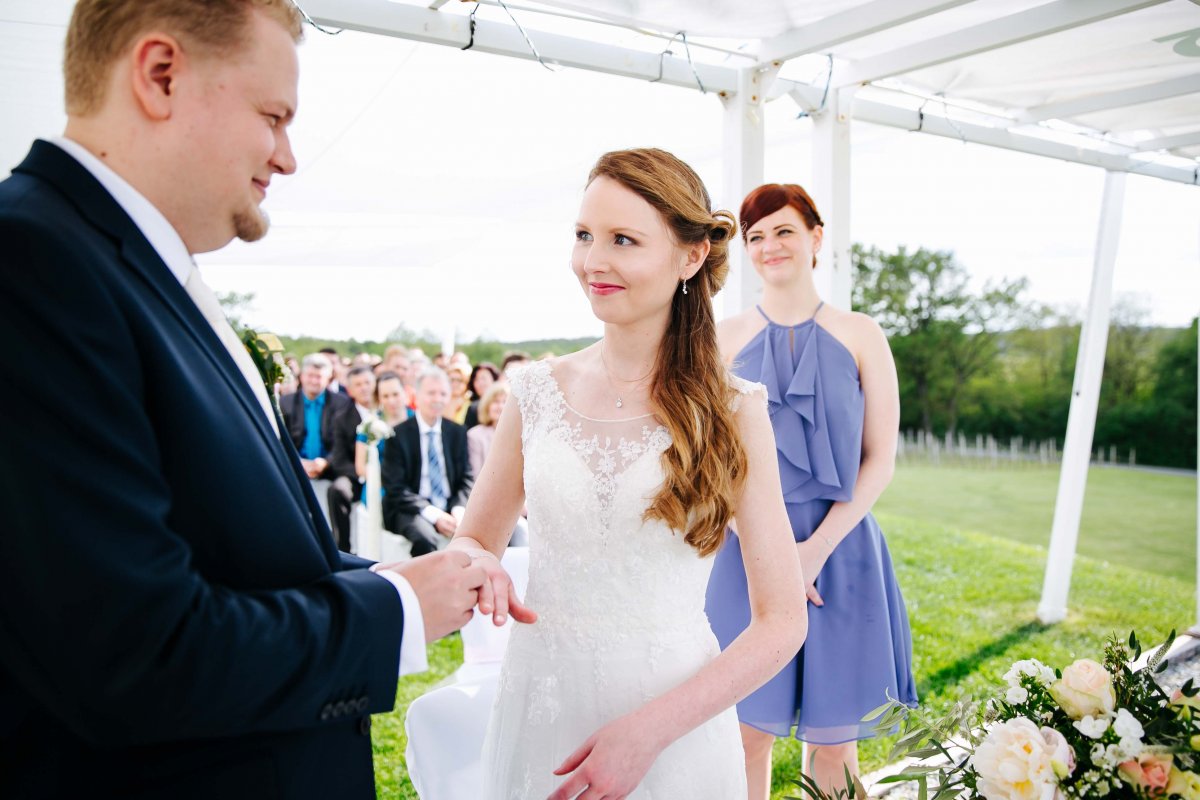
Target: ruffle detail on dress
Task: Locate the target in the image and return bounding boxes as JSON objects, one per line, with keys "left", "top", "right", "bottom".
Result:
{"left": 758, "top": 325, "right": 846, "bottom": 502}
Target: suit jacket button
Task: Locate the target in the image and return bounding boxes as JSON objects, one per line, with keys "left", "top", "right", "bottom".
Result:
{"left": 359, "top": 716, "right": 371, "bottom": 736}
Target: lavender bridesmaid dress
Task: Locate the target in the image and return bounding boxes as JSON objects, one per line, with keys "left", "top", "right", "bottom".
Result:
{"left": 706, "top": 304, "right": 918, "bottom": 745}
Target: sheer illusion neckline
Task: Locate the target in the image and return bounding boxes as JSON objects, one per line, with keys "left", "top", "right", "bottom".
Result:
{"left": 547, "top": 361, "right": 659, "bottom": 425}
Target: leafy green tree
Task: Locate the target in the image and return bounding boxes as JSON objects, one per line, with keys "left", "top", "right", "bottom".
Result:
{"left": 852, "top": 244, "right": 1026, "bottom": 435}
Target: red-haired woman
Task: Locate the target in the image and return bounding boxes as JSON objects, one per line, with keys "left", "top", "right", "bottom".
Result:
{"left": 443, "top": 150, "right": 808, "bottom": 799}
{"left": 706, "top": 184, "right": 917, "bottom": 798}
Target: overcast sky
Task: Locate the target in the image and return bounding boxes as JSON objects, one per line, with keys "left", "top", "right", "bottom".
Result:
{"left": 5, "top": 14, "right": 1198, "bottom": 344}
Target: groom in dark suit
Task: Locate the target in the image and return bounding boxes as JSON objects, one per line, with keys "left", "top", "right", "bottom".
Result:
{"left": 0, "top": 2, "right": 484, "bottom": 798}
{"left": 383, "top": 368, "right": 476, "bottom": 556}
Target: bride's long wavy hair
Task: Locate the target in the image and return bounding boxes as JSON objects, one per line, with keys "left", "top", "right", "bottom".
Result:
{"left": 587, "top": 149, "right": 746, "bottom": 557}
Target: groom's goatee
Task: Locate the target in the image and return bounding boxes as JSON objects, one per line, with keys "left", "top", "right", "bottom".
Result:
{"left": 235, "top": 207, "right": 270, "bottom": 243}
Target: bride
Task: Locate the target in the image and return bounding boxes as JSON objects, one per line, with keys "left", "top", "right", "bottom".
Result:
{"left": 447, "top": 148, "right": 806, "bottom": 799}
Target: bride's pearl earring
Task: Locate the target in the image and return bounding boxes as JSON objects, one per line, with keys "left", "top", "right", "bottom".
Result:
{"left": 681, "top": 278, "right": 688, "bottom": 295}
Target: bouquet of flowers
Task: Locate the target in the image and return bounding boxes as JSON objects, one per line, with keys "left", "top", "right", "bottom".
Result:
{"left": 357, "top": 415, "right": 395, "bottom": 445}
{"left": 793, "top": 631, "right": 1199, "bottom": 800}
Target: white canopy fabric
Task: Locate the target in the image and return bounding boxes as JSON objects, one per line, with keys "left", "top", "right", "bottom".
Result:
{"left": 516, "top": 0, "right": 1200, "bottom": 174}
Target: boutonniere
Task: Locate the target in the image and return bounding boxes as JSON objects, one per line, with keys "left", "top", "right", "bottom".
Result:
{"left": 241, "top": 328, "right": 286, "bottom": 399}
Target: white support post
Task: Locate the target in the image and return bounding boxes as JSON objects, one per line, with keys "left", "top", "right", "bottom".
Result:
{"left": 720, "top": 67, "right": 771, "bottom": 316}
{"left": 1037, "top": 170, "right": 1126, "bottom": 625}
{"left": 810, "top": 87, "right": 855, "bottom": 310}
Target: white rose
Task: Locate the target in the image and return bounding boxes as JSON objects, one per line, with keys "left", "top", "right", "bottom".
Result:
{"left": 1112, "top": 708, "right": 1144, "bottom": 741}
{"left": 1007, "top": 686, "right": 1030, "bottom": 704}
{"left": 1073, "top": 715, "right": 1110, "bottom": 739}
{"left": 1049, "top": 659, "right": 1116, "bottom": 720}
{"left": 972, "top": 717, "right": 1064, "bottom": 800}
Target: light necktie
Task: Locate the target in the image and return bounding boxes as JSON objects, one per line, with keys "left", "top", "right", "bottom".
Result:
{"left": 184, "top": 265, "right": 280, "bottom": 437}
{"left": 426, "top": 429, "right": 448, "bottom": 510}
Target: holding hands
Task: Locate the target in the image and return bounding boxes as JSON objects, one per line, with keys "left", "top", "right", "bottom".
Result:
{"left": 376, "top": 550, "right": 488, "bottom": 641}
{"left": 466, "top": 549, "right": 537, "bottom": 628}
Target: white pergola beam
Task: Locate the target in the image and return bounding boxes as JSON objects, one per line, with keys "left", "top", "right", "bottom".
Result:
{"left": 303, "top": 0, "right": 1197, "bottom": 186}
{"left": 720, "top": 67, "right": 769, "bottom": 315}
{"left": 1037, "top": 170, "right": 1126, "bottom": 625}
{"left": 1021, "top": 74, "right": 1200, "bottom": 124}
{"left": 756, "top": 0, "right": 973, "bottom": 65}
{"left": 850, "top": 98, "right": 1200, "bottom": 186}
{"left": 302, "top": 0, "right": 738, "bottom": 95}
{"left": 810, "top": 87, "right": 855, "bottom": 311}
{"left": 1136, "top": 129, "right": 1200, "bottom": 152}
{"left": 837, "top": 0, "right": 1167, "bottom": 87}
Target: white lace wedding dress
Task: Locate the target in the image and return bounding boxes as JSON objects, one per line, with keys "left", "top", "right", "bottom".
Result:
{"left": 480, "top": 360, "right": 752, "bottom": 800}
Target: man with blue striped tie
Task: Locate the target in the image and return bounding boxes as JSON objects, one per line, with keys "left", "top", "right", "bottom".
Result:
{"left": 383, "top": 367, "right": 476, "bottom": 556}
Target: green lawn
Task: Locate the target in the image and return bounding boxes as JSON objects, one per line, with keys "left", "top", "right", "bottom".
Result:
{"left": 878, "top": 462, "right": 1196, "bottom": 582}
{"left": 373, "top": 463, "right": 1197, "bottom": 798}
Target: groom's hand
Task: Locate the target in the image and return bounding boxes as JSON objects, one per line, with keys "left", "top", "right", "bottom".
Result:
{"left": 380, "top": 551, "right": 486, "bottom": 642}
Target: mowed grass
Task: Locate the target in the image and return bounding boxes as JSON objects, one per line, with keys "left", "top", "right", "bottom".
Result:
{"left": 878, "top": 462, "right": 1196, "bottom": 581}
{"left": 372, "top": 464, "right": 1197, "bottom": 799}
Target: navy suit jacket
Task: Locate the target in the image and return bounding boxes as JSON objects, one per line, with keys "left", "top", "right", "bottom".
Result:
{"left": 0, "top": 141, "right": 403, "bottom": 799}
{"left": 382, "top": 417, "right": 474, "bottom": 532}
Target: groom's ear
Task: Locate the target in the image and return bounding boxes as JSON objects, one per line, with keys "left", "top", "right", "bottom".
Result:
{"left": 128, "top": 32, "right": 186, "bottom": 122}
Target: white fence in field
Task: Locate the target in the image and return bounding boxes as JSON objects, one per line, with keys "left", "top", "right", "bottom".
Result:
{"left": 896, "top": 430, "right": 1136, "bottom": 468}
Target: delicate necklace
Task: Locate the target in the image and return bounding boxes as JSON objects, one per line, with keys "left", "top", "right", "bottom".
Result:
{"left": 599, "top": 342, "right": 653, "bottom": 409}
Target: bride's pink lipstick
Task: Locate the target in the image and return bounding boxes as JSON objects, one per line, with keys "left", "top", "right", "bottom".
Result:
{"left": 589, "top": 282, "right": 624, "bottom": 296}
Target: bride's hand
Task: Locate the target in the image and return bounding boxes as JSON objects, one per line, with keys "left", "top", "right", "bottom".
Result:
{"left": 471, "top": 551, "right": 537, "bottom": 627}
{"left": 548, "top": 712, "right": 666, "bottom": 800}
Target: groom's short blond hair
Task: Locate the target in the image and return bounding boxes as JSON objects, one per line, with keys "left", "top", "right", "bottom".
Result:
{"left": 64, "top": 0, "right": 304, "bottom": 116}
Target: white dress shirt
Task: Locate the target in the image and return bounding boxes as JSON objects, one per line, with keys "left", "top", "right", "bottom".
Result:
{"left": 49, "top": 137, "right": 427, "bottom": 674}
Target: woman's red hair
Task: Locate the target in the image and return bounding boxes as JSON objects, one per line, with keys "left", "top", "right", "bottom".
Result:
{"left": 739, "top": 183, "right": 823, "bottom": 241}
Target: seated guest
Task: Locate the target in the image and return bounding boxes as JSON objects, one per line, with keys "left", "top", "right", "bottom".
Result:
{"left": 466, "top": 383, "right": 528, "bottom": 546}
{"left": 463, "top": 362, "right": 499, "bottom": 430}
{"left": 404, "top": 349, "right": 429, "bottom": 412}
{"left": 356, "top": 371, "right": 410, "bottom": 485}
{"left": 382, "top": 367, "right": 474, "bottom": 556}
{"left": 382, "top": 344, "right": 409, "bottom": 378}
{"left": 498, "top": 350, "right": 531, "bottom": 384}
{"left": 320, "top": 347, "right": 348, "bottom": 396}
{"left": 466, "top": 382, "right": 509, "bottom": 477}
{"left": 443, "top": 363, "right": 472, "bottom": 425}
{"left": 327, "top": 365, "right": 376, "bottom": 551}
{"left": 279, "top": 353, "right": 351, "bottom": 485}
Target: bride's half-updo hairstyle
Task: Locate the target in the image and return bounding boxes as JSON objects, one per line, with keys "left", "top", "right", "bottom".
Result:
{"left": 587, "top": 148, "right": 746, "bottom": 557}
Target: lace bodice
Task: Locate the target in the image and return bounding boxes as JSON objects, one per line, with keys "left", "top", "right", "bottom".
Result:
{"left": 507, "top": 360, "right": 762, "bottom": 656}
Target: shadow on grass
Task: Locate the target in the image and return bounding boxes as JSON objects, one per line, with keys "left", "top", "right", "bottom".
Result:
{"left": 917, "top": 620, "right": 1047, "bottom": 697}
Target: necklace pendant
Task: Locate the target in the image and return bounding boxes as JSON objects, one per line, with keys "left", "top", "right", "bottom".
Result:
{"left": 615, "top": 396, "right": 623, "bottom": 409}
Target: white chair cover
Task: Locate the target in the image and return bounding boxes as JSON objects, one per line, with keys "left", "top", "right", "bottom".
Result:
{"left": 404, "top": 547, "right": 530, "bottom": 799}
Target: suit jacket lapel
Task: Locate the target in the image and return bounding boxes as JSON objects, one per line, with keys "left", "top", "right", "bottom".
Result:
{"left": 15, "top": 142, "right": 316, "bottom": 535}
{"left": 405, "top": 422, "right": 422, "bottom": 495}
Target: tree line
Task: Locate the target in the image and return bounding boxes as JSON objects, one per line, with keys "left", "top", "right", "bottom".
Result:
{"left": 853, "top": 244, "right": 1197, "bottom": 469}
{"left": 221, "top": 244, "right": 1197, "bottom": 469}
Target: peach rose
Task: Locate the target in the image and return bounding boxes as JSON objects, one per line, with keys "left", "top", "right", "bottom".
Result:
{"left": 1048, "top": 659, "right": 1115, "bottom": 720}
{"left": 972, "top": 718, "right": 1067, "bottom": 800}
{"left": 1118, "top": 750, "right": 1174, "bottom": 797}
